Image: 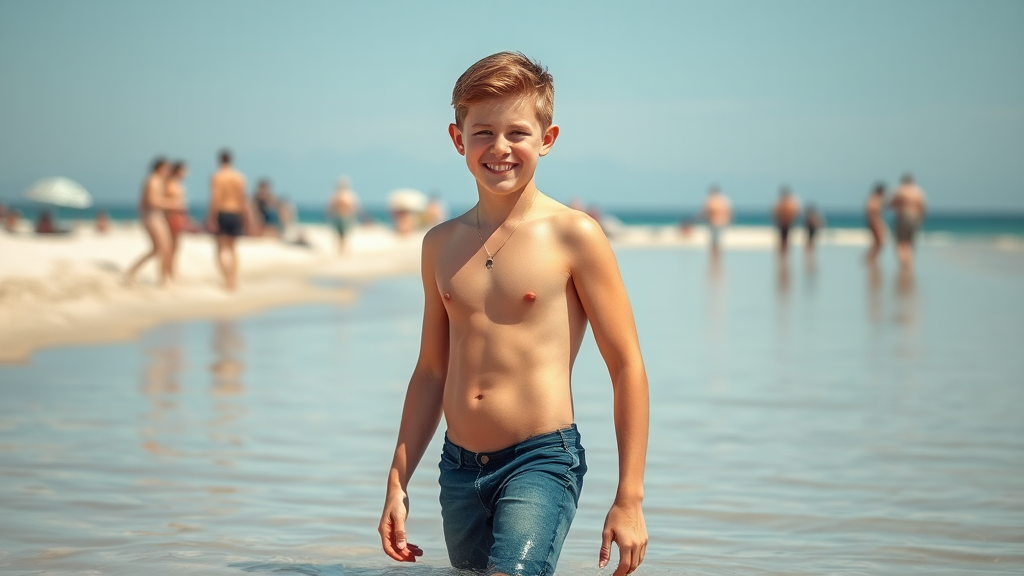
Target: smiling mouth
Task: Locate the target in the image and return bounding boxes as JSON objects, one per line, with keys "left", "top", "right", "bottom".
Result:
{"left": 484, "top": 163, "right": 517, "bottom": 173}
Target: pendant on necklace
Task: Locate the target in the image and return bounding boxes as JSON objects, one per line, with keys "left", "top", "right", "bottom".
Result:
{"left": 485, "top": 259, "right": 494, "bottom": 269}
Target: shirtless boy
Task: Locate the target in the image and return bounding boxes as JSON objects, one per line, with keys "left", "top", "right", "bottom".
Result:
{"left": 378, "top": 52, "right": 649, "bottom": 576}
{"left": 772, "top": 187, "right": 801, "bottom": 256}
{"left": 889, "top": 173, "right": 927, "bottom": 270}
{"left": 700, "top": 185, "right": 733, "bottom": 255}
{"left": 206, "top": 149, "right": 248, "bottom": 291}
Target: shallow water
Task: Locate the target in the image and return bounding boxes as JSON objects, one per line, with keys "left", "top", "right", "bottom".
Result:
{"left": 2, "top": 244, "right": 1023, "bottom": 575}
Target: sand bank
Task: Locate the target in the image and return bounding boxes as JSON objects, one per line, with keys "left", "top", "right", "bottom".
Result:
{"left": 0, "top": 223, "right": 423, "bottom": 364}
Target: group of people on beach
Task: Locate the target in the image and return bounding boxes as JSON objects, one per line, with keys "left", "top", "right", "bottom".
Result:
{"left": 125, "top": 149, "right": 362, "bottom": 292}
{"left": 865, "top": 174, "right": 928, "bottom": 269}
{"left": 124, "top": 158, "right": 191, "bottom": 287}
{"left": 696, "top": 173, "right": 927, "bottom": 269}
{"left": 125, "top": 150, "right": 251, "bottom": 291}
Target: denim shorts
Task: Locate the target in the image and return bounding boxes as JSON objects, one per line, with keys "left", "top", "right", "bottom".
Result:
{"left": 438, "top": 424, "right": 587, "bottom": 576}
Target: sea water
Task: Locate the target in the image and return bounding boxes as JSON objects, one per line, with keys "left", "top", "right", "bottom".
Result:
{"left": 1, "top": 243, "right": 1023, "bottom": 575}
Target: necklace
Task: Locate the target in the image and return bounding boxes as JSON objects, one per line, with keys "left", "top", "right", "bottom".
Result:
{"left": 475, "top": 192, "right": 537, "bottom": 270}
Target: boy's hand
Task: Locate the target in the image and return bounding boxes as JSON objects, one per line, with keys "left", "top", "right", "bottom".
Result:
{"left": 599, "top": 498, "right": 647, "bottom": 575}
{"left": 378, "top": 488, "right": 423, "bottom": 562}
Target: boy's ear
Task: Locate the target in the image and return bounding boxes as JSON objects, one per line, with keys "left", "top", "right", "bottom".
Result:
{"left": 539, "top": 124, "right": 560, "bottom": 157}
{"left": 448, "top": 124, "right": 465, "bottom": 156}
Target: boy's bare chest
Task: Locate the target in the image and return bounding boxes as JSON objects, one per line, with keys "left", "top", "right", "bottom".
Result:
{"left": 435, "top": 228, "right": 572, "bottom": 318}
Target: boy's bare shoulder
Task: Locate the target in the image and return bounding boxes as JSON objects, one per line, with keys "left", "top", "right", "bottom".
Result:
{"left": 541, "top": 198, "right": 606, "bottom": 247}
{"left": 422, "top": 210, "right": 473, "bottom": 253}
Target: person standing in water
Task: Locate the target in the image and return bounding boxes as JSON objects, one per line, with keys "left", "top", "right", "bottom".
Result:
{"left": 772, "top": 186, "right": 801, "bottom": 256}
{"left": 803, "top": 203, "right": 825, "bottom": 256}
{"left": 699, "top": 185, "right": 732, "bottom": 257}
{"left": 126, "top": 157, "right": 175, "bottom": 286}
{"left": 889, "top": 173, "right": 927, "bottom": 270}
{"left": 377, "top": 51, "right": 649, "bottom": 576}
{"left": 164, "top": 161, "right": 189, "bottom": 282}
{"left": 864, "top": 182, "right": 887, "bottom": 264}
{"left": 205, "top": 149, "right": 248, "bottom": 291}
{"left": 327, "top": 177, "right": 360, "bottom": 253}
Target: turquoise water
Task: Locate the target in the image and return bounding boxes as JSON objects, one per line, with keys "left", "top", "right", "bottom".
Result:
{"left": 1, "top": 244, "right": 1023, "bottom": 574}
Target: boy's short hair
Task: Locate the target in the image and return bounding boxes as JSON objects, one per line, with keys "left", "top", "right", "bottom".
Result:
{"left": 452, "top": 51, "right": 554, "bottom": 129}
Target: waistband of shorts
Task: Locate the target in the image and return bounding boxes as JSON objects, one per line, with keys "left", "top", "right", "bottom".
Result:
{"left": 443, "top": 424, "right": 579, "bottom": 468}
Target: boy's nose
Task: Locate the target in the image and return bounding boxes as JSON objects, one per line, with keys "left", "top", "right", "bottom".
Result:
{"left": 490, "top": 136, "right": 511, "bottom": 155}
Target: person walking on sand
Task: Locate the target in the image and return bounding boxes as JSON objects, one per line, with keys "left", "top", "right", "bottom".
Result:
{"left": 164, "top": 161, "right": 189, "bottom": 281}
{"left": 126, "top": 157, "right": 175, "bottom": 286}
{"left": 889, "top": 173, "right": 927, "bottom": 269}
{"left": 772, "top": 186, "right": 801, "bottom": 256}
{"left": 206, "top": 149, "right": 248, "bottom": 291}
{"left": 699, "top": 184, "right": 732, "bottom": 256}
{"left": 378, "top": 52, "right": 649, "bottom": 576}
{"left": 327, "top": 177, "right": 359, "bottom": 253}
{"left": 865, "top": 182, "right": 887, "bottom": 264}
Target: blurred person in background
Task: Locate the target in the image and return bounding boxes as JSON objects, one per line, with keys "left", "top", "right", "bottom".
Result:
{"left": 328, "top": 177, "right": 360, "bottom": 253}
{"left": 864, "top": 182, "right": 887, "bottom": 264}
{"left": 278, "top": 195, "right": 309, "bottom": 247}
{"left": 424, "top": 194, "right": 448, "bottom": 227}
{"left": 772, "top": 186, "right": 801, "bottom": 256}
{"left": 254, "top": 179, "right": 280, "bottom": 237}
{"left": 164, "top": 161, "right": 189, "bottom": 281}
{"left": 95, "top": 210, "right": 111, "bottom": 234}
{"left": 699, "top": 184, "right": 732, "bottom": 256}
{"left": 206, "top": 149, "right": 248, "bottom": 292}
{"left": 34, "top": 210, "right": 60, "bottom": 234}
{"left": 3, "top": 207, "right": 22, "bottom": 233}
{"left": 889, "top": 173, "right": 927, "bottom": 270}
{"left": 126, "top": 157, "right": 175, "bottom": 286}
{"left": 0, "top": 202, "right": 7, "bottom": 222}
{"left": 804, "top": 203, "right": 825, "bottom": 256}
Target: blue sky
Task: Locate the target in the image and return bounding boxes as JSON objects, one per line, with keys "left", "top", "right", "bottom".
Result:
{"left": 1, "top": 0, "right": 1021, "bottom": 211}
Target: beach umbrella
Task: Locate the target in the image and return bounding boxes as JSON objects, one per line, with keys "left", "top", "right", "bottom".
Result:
{"left": 387, "top": 188, "right": 428, "bottom": 213}
{"left": 23, "top": 177, "right": 93, "bottom": 209}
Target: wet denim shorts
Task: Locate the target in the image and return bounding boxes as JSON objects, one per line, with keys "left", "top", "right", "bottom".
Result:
{"left": 438, "top": 424, "right": 587, "bottom": 576}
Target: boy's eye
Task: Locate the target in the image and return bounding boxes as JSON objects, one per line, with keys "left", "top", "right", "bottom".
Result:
{"left": 473, "top": 131, "right": 492, "bottom": 136}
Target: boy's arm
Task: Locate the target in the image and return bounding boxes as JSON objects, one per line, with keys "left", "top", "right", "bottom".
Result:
{"left": 378, "top": 229, "right": 450, "bottom": 563}
{"left": 566, "top": 213, "right": 650, "bottom": 576}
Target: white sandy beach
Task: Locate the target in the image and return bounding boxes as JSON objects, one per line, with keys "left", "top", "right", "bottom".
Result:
{"left": 0, "top": 222, "right": 425, "bottom": 363}
{"left": 0, "top": 220, "right": 871, "bottom": 364}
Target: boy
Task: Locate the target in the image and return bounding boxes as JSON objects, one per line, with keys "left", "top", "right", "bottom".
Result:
{"left": 378, "top": 52, "right": 649, "bottom": 576}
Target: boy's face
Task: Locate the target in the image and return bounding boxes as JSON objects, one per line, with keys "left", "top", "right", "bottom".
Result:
{"left": 448, "top": 96, "right": 558, "bottom": 197}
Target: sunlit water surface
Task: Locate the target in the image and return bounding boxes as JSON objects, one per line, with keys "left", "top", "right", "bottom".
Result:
{"left": 2, "top": 244, "right": 1023, "bottom": 575}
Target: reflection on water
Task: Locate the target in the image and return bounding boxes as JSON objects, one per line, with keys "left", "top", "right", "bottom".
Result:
{"left": 1, "top": 246, "right": 1023, "bottom": 575}
{"left": 140, "top": 325, "right": 185, "bottom": 456}
{"left": 894, "top": 267, "right": 918, "bottom": 325}
{"left": 802, "top": 251, "right": 818, "bottom": 297}
{"left": 866, "top": 261, "right": 883, "bottom": 324}
{"left": 775, "top": 255, "right": 791, "bottom": 305}
{"left": 210, "top": 321, "right": 245, "bottom": 397}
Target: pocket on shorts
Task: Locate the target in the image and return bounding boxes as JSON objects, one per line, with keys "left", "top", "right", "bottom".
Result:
{"left": 438, "top": 446, "right": 460, "bottom": 472}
